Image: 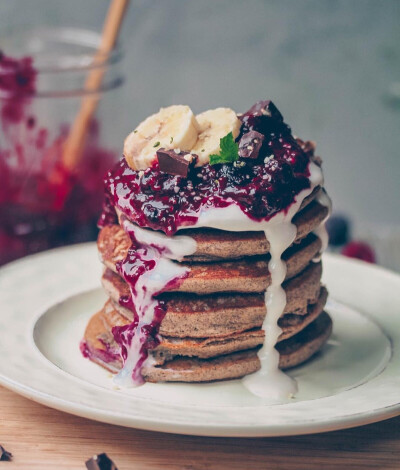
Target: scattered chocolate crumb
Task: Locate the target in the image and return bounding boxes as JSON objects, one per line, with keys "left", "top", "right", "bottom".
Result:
{"left": 0, "top": 445, "right": 12, "bottom": 461}
{"left": 261, "top": 107, "right": 271, "bottom": 117}
{"left": 85, "top": 453, "right": 118, "bottom": 470}
{"left": 296, "top": 137, "right": 316, "bottom": 157}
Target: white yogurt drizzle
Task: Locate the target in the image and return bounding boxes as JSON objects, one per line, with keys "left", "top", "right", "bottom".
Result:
{"left": 312, "top": 189, "right": 332, "bottom": 262}
{"left": 181, "top": 161, "right": 324, "bottom": 401}
{"left": 115, "top": 161, "right": 324, "bottom": 402}
{"left": 114, "top": 218, "right": 197, "bottom": 387}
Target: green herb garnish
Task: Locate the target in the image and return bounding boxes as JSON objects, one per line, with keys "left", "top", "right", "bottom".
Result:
{"left": 209, "top": 132, "right": 239, "bottom": 165}
{"left": 153, "top": 141, "right": 160, "bottom": 148}
{"left": 170, "top": 136, "right": 174, "bottom": 144}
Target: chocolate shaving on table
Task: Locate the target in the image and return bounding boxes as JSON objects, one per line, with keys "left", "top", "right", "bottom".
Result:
{"left": 85, "top": 453, "right": 118, "bottom": 470}
{"left": 157, "top": 148, "right": 197, "bottom": 177}
{"left": 238, "top": 130, "right": 264, "bottom": 159}
{"left": 0, "top": 445, "right": 12, "bottom": 461}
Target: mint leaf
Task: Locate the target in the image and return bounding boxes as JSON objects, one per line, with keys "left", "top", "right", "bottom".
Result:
{"left": 209, "top": 132, "right": 239, "bottom": 165}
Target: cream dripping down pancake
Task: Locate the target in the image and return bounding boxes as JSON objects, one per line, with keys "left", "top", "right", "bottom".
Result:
{"left": 81, "top": 100, "right": 332, "bottom": 402}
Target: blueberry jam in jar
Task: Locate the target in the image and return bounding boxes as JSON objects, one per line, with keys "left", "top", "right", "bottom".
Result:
{"left": 0, "top": 28, "right": 124, "bottom": 265}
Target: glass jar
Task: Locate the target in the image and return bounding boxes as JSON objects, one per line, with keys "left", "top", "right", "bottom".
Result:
{"left": 0, "top": 27, "right": 124, "bottom": 265}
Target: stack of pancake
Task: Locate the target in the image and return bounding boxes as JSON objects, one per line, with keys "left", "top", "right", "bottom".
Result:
{"left": 83, "top": 187, "right": 332, "bottom": 383}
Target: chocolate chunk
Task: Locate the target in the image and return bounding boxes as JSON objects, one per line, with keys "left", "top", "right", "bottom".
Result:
{"left": 0, "top": 445, "right": 12, "bottom": 461}
{"left": 239, "top": 101, "right": 291, "bottom": 137}
{"left": 238, "top": 131, "right": 264, "bottom": 159}
{"left": 245, "top": 100, "right": 283, "bottom": 121}
{"left": 85, "top": 453, "right": 118, "bottom": 470}
{"left": 157, "top": 148, "right": 197, "bottom": 178}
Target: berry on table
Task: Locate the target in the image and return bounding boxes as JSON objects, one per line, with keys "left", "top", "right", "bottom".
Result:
{"left": 341, "top": 241, "right": 376, "bottom": 263}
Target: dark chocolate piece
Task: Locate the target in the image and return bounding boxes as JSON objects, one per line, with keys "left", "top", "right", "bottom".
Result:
{"left": 245, "top": 100, "right": 283, "bottom": 121}
{"left": 0, "top": 445, "right": 12, "bottom": 461}
{"left": 238, "top": 131, "right": 264, "bottom": 159}
{"left": 239, "top": 100, "right": 291, "bottom": 137}
{"left": 157, "top": 148, "right": 197, "bottom": 177}
{"left": 85, "top": 453, "right": 118, "bottom": 470}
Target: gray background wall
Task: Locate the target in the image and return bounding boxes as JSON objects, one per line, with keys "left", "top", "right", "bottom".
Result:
{"left": 1, "top": 0, "right": 399, "bottom": 234}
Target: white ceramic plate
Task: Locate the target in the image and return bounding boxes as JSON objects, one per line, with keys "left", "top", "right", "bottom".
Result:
{"left": 0, "top": 244, "right": 399, "bottom": 437}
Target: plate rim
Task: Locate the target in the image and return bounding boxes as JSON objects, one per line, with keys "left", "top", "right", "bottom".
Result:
{"left": 1, "top": 372, "right": 400, "bottom": 437}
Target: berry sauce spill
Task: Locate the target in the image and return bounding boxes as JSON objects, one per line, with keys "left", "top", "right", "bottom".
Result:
{"left": 99, "top": 101, "right": 312, "bottom": 236}
{"left": 111, "top": 217, "right": 196, "bottom": 386}
{"left": 0, "top": 51, "right": 116, "bottom": 265}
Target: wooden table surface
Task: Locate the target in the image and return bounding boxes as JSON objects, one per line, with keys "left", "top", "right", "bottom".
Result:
{"left": 1, "top": 385, "right": 399, "bottom": 470}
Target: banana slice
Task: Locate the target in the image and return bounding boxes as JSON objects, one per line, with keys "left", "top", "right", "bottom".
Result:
{"left": 123, "top": 105, "right": 199, "bottom": 170}
{"left": 191, "top": 108, "right": 241, "bottom": 166}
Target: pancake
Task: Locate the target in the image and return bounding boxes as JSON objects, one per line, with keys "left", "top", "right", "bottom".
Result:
{"left": 98, "top": 227, "right": 322, "bottom": 295}
{"left": 84, "top": 287, "right": 327, "bottom": 366}
{"left": 103, "top": 261, "right": 324, "bottom": 338}
{"left": 143, "top": 312, "right": 332, "bottom": 382}
{"left": 148, "top": 288, "right": 327, "bottom": 362}
{"left": 178, "top": 235, "right": 321, "bottom": 295}
{"left": 104, "top": 192, "right": 328, "bottom": 263}
{"left": 181, "top": 199, "right": 329, "bottom": 262}
{"left": 83, "top": 309, "right": 332, "bottom": 382}
{"left": 81, "top": 309, "right": 121, "bottom": 373}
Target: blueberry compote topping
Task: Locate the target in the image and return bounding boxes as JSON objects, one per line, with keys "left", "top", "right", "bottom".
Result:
{"left": 100, "top": 101, "right": 312, "bottom": 236}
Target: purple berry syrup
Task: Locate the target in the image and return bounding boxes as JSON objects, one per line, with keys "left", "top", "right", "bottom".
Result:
{"left": 111, "top": 219, "right": 189, "bottom": 384}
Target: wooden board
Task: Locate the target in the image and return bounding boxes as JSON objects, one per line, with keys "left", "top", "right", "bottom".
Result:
{"left": 1, "top": 385, "right": 399, "bottom": 469}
